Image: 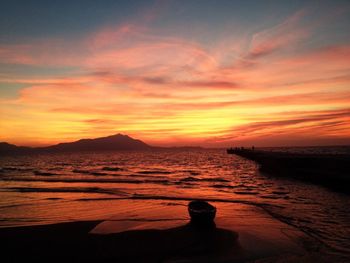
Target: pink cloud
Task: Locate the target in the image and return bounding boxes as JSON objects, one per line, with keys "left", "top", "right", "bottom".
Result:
{"left": 1, "top": 6, "right": 350, "bottom": 146}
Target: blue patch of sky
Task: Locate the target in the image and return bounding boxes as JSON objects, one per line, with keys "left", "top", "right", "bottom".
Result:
{"left": 146, "top": 0, "right": 308, "bottom": 42}
{"left": 0, "top": 0, "right": 150, "bottom": 43}
{"left": 0, "top": 82, "right": 26, "bottom": 99}
{"left": 1, "top": 0, "right": 348, "bottom": 47}
{"left": 0, "top": 63, "right": 80, "bottom": 77}
{"left": 0, "top": 64, "right": 83, "bottom": 98}
{"left": 305, "top": 1, "right": 350, "bottom": 48}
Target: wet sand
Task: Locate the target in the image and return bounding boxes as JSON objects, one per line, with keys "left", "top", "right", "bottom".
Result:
{"left": 0, "top": 201, "right": 330, "bottom": 262}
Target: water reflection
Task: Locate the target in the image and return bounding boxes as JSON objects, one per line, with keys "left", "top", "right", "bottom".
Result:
{"left": 0, "top": 149, "right": 349, "bottom": 258}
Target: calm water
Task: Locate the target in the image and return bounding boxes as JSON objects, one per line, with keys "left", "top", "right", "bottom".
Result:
{"left": 0, "top": 148, "right": 349, "bottom": 259}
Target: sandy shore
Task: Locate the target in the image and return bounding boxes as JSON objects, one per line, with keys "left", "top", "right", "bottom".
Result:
{"left": 1, "top": 201, "right": 329, "bottom": 262}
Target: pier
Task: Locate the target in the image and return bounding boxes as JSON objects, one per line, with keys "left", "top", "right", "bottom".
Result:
{"left": 227, "top": 148, "right": 350, "bottom": 193}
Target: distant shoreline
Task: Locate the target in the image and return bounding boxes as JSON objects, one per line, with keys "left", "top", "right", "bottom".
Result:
{"left": 0, "top": 133, "right": 208, "bottom": 155}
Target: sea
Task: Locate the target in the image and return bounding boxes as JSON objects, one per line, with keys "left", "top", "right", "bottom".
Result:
{"left": 0, "top": 147, "right": 349, "bottom": 260}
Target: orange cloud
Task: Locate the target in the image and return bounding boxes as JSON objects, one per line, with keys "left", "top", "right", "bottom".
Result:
{"left": 204, "top": 108, "right": 350, "bottom": 147}
{"left": 1, "top": 8, "right": 350, "bottom": 147}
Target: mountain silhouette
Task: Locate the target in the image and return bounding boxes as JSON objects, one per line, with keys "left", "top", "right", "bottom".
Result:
{"left": 42, "top": 134, "right": 151, "bottom": 152}
{"left": 0, "top": 134, "right": 151, "bottom": 155}
{"left": 0, "top": 142, "right": 33, "bottom": 155}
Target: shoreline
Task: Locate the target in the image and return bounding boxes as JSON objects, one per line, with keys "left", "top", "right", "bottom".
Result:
{"left": 0, "top": 201, "right": 332, "bottom": 262}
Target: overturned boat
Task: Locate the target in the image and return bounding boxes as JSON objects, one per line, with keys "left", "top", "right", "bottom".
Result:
{"left": 188, "top": 200, "right": 216, "bottom": 225}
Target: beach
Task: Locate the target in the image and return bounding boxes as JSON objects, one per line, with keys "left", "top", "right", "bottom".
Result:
{"left": 2, "top": 0, "right": 350, "bottom": 261}
{"left": 1, "top": 200, "right": 328, "bottom": 263}
{"left": 1, "top": 149, "right": 350, "bottom": 261}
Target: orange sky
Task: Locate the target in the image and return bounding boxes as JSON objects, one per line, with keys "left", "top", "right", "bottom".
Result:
{"left": 0, "top": 1, "right": 350, "bottom": 147}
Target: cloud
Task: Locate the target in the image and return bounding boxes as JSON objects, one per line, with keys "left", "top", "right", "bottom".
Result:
{"left": 246, "top": 10, "right": 309, "bottom": 60}
{"left": 206, "top": 108, "right": 350, "bottom": 144}
{"left": 1, "top": 5, "right": 350, "bottom": 146}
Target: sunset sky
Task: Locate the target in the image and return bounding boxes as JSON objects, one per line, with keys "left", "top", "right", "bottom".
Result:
{"left": 1, "top": 0, "right": 350, "bottom": 147}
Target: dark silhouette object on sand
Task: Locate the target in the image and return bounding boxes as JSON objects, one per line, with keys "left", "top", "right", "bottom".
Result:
{"left": 188, "top": 200, "right": 216, "bottom": 227}
{"left": 1, "top": 210, "right": 240, "bottom": 263}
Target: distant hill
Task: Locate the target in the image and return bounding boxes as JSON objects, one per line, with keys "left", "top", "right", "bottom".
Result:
{"left": 42, "top": 134, "right": 151, "bottom": 152}
{"left": 0, "top": 134, "right": 152, "bottom": 155}
{"left": 0, "top": 142, "right": 33, "bottom": 155}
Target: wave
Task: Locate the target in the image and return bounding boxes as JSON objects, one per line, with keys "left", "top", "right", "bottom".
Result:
{"left": 234, "top": 191, "right": 259, "bottom": 195}
{"left": 0, "top": 177, "right": 171, "bottom": 185}
{"left": 72, "top": 169, "right": 126, "bottom": 176}
{"left": 137, "top": 170, "right": 172, "bottom": 175}
{"left": 179, "top": 176, "right": 229, "bottom": 183}
{"left": 102, "top": 167, "right": 125, "bottom": 171}
{"left": 4, "top": 186, "right": 127, "bottom": 195}
{"left": 1, "top": 167, "right": 34, "bottom": 172}
{"left": 73, "top": 194, "right": 279, "bottom": 209}
{"left": 33, "top": 171, "right": 59, "bottom": 176}
{"left": 89, "top": 172, "right": 110, "bottom": 176}
{"left": 211, "top": 184, "right": 236, "bottom": 189}
{"left": 72, "top": 169, "right": 91, "bottom": 174}
{"left": 72, "top": 169, "right": 110, "bottom": 176}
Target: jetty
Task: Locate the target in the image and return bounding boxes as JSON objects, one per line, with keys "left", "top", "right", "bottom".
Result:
{"left": 227, "top": 148, "right": 350, "bottom": 193}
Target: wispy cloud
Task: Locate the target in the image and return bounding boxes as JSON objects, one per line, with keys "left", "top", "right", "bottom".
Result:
{"left": 247, "top": 10, "right": 309, "bottom": 60}
{"left": 1, "top": 5, "right": 350, "bottom": 146}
